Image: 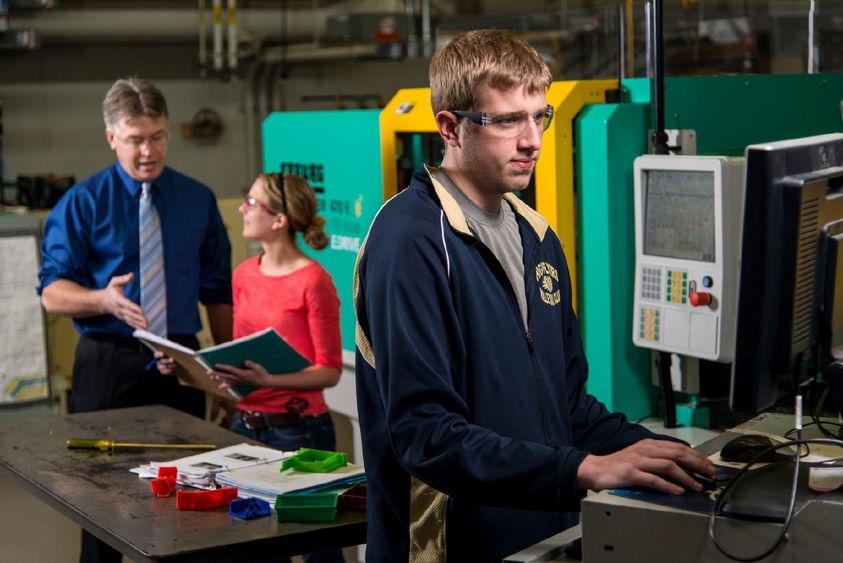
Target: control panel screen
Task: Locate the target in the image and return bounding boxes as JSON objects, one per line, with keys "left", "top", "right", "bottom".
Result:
{"left": 643, "top": 170, "right": 716, "bottom": 262}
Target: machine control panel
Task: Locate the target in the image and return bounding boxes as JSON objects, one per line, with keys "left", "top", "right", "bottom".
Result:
{"left": 632, "top": 155, "right": 745, "bottom": 362}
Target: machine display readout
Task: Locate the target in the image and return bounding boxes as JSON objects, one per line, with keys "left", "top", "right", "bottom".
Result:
{"left": 643, "top": 170, "right": 716, "bottom": 262}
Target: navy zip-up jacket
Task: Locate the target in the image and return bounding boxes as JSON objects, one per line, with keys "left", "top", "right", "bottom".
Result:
{"left": 354, "top": 165, "right": 656, "bottom": 562}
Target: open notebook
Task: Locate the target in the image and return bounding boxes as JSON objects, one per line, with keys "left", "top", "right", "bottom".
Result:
{"left": 133, "top": 327, "right": 310, "bottom": 399}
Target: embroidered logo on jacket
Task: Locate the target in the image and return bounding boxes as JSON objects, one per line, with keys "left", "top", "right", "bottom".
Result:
{"left": 536, "top": 261, "right": 560, "bottom": 306}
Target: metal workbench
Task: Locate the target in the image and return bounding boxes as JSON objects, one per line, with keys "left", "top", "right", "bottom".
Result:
{"left": 0, "top": 404, "right": 366, "bottom": 562}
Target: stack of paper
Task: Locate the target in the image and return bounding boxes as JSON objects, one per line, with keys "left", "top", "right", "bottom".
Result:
{"left": 142, "top": 443, "right": 293, "bottom": 489}
{"left": 216, "top": 462, "right": 367, "bottom": 504}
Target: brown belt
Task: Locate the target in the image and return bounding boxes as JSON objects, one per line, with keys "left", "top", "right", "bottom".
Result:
{"left": 238, "top": 410, "right": 301, "bottom": 430}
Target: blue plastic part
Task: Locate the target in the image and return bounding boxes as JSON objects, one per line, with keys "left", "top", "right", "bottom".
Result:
{"left": 229, "top": 497, "right": 271, "bottom": 520}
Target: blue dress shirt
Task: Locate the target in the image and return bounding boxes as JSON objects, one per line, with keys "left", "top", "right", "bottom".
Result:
{"left": 39, "top": 162, "right": 233, "bottom": 338}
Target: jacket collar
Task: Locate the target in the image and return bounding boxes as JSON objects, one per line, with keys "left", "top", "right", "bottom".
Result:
{"left": 422, "top": 164, "right": 549, "bottom": 243}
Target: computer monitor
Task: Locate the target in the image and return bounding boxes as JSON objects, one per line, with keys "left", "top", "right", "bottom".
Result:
{"left": 731, "top": 133, "right": 843, "bottom": 413}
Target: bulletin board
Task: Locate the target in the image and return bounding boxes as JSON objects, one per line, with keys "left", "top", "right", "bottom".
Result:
{"left": 0, "top": 213, "right": 50, "bottom": 405}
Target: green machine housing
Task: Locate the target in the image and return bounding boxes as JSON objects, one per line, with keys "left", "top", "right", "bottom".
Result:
{"left": 262, "top": 110, "right": 383, "bottom": 356}
{"left": 576, "top": 72, "right": 843, "bottom": 422}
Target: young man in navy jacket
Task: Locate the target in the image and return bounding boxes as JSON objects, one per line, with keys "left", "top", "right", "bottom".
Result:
{"left": 354, "top": 29, "right": 715, "bottom": 562}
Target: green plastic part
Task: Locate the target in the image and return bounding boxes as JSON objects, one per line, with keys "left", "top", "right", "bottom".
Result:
{"left": 275, "top": 492, "right": 338, "bottom": 522}
{"left": 281, "top": 448, "right": 348, "bottom": 473}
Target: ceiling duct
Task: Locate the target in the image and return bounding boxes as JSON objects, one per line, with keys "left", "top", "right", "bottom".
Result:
{"left": 8, "top": 0, "right": 428, "bottom": 44}
{"left": 6, "top": 0, "right": 443, "bottom": 69}
{"left": 9, "top": 8, "right": 325, "bottom": 43}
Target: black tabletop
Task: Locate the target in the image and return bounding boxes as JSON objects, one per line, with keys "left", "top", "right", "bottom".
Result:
{"left": 0, "top": 405, "right": 366, "bottom": 562}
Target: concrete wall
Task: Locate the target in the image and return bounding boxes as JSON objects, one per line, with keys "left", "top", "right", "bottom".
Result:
{"left": 1, "top": 80, "right": 253, "bottom": 197}
{"left": 0, "top": 57, "right": 431, "bottom": 197}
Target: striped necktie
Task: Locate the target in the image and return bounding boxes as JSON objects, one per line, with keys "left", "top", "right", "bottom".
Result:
{"left": 139, "top": 181, "right": 167, "bottom": 337}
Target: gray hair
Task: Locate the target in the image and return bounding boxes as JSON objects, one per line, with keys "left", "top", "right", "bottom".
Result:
{"left": 102, "top": 77, "right": 168, "bottom": 132}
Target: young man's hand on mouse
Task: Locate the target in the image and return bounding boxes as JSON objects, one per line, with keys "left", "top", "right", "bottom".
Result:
{"left": 576, "top": 438, "right": 716, "bottom": 495}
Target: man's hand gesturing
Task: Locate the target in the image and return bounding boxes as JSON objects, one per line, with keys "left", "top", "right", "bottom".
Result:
{"left": 100, "top": 273, "right": 148, "bottom": 330}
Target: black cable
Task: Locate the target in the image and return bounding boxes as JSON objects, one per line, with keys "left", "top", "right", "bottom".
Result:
{"left": 814, "top": 385, "right": 843, "bottom": 439}
{"left": 657, "top": 351, "right": 677, "bottom": 428}
{"left": 708, "top": 436, "right": 843, "bottom": 561}
{"left": 779, "top": 384, "right": 840, "bottom": 445}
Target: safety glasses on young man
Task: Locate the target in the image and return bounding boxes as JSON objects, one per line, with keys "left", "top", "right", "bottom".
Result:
{"left": 452, "top": 105, "right": 554, "bottom": 139}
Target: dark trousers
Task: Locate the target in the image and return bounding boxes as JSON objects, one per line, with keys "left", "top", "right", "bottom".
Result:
{"left": 71, "top": 333, "right": 205, "bottom": 563}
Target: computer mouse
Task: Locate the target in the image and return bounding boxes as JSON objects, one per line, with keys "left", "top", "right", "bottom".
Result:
{"left": 688, "top": 471, "right": 719, "bottom": 491}
{"left": 719, "top": 434, "right": 793, "bottom": 463}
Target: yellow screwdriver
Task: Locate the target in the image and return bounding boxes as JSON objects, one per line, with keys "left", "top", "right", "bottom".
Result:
{"left": 67, "top": 439, "right": 217, "bottom": 453}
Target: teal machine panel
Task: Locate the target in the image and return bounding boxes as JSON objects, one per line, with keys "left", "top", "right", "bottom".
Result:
{"left": 262, "top": 110, "right": 382, "bottom": 353}
{"left": 576, "top": 73, "right": 843, "bottom": 421}
{"left": 624, "top": 73, "right": 843, "bottom": 155}
{"left": 577, "top": 103, "right": 653, "bottom": 420}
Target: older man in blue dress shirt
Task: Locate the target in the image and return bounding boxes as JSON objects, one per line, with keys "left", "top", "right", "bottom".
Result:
{"left": 38, "top": 77, "right": 233, "bottom": 563}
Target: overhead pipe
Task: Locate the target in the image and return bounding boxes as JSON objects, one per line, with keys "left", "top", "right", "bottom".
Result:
{"left": 260, "top": 42, "right": 379, "bottom": 63}
{"left": 271, "top": 62, "right": 285, "bottom": 113}
{"left": 258, "top": 61, "right": 276, "bottom": 124}
{"left": 644, "top": 1, "right": 652, "bottom": 80}
{"left": 212, "top": 0, "right": 223, "bottom": 72}
{"left": 14, "top": 3, "right": 432, "bottom": 64}
{"left": 807, "top": 0, "right": 817, "bottom": 73}
{"left": 198, "top": 0, "right": 207, "bottom": 77}
{"left": 617, "top": 3, "right": 625, "bottom": 81}
{"left": 11, "top": 8, "right": 324, "bottom": 42}
{"left": 246, "top": 59, "right": 266, "bottom": 174}
{"left": 227, "top": 0, "right": 237, "bottom": 73}
{"left": 625, "top": 0, "right": 634, "bottom": 78}
{"left": 404, "top": 0, "right": 417, "bottom": 58}
{"left": 420, "top": 0, "right": 431, "bottom": 57}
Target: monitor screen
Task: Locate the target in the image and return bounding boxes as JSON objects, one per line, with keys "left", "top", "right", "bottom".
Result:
{"left": 643, "top": 169, "right": 716, "bottom": 262}
{"left": 731, "top": 133, "right": 843, "bottom": 413}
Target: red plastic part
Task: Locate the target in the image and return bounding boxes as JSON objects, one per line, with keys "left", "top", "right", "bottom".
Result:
{"left": 176, "top": 487, "right": 239, "bottom": 510}
{"left": 150, "top": 466, "right": 178, "bottom": 497}
{"left": 157, "top": 466, "right": 177, "bottom": 479}
{"left": 150, "top": 477, "right": 176, "bottom": 497}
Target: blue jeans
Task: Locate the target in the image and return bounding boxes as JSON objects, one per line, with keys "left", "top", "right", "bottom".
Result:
{"left": 231, "top": 411, "right": 338, "bottom": 453}
{"left": 230, "top": 412, "right": 345, "bottom": 563}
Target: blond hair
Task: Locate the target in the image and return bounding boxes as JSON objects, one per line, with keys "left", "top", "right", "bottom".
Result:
{"left": 102, "top": 77, "right": 168, "bottom": 132}
{"left": 259, "top": 173, "right": 328, "bottom": 250}
{"left": 429, "top": 29, "right": 552, "bottom": 115}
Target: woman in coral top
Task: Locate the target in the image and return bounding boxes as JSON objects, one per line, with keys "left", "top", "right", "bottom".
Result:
{"left": 211, "top": 172, "right": 342, "bottom": 461}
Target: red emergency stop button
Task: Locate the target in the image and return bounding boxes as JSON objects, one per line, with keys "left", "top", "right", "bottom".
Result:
{"left": 689, "top": 291, "right": 712, "bottom": 307}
